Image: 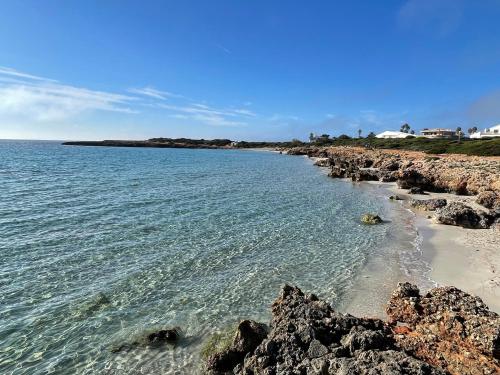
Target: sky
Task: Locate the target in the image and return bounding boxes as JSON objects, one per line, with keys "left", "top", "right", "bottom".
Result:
{"left": 0, "top": 0, "right": 500, "bottom": 141}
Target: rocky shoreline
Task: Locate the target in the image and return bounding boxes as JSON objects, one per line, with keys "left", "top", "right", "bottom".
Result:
{"left": 205, "top": 283, "right": 500, "bottom": 375}
{"left": 283, "top": 146, "right": 500, "bottom": 229}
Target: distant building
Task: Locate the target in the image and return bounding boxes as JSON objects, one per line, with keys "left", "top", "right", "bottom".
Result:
{"left": 470, "top": 124, "right": 500, "bottom": 139}
{"left": 420, "top": 128, "right": 456, "bottom": 139}
{"left": 376, "top": 131, "right": 414, "bottom": 139}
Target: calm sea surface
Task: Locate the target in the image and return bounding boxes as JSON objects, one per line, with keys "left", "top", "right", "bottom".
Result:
{"left": 0, "top": 140, "right": 430, "bottom": 374}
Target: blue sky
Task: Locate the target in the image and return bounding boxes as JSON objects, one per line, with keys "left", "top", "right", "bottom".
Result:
{"left": 1, "top": 0, "right": 500, "bottom": 141}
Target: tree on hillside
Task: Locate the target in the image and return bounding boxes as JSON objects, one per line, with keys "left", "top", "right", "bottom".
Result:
{"left": 358, "top": 129, "right": 362, "bottom": 138}
{"left": 400, "top": 123, "right": 411, "bottom": 133}
{"left": 309, "top": 132, "right": 316, "bottom": 142}
{"left": 410, "top": 130, "right": 415, "bottom": 135}
{"left": 367, "top": 131, "right": 376, "bottom": 138}
{"left": 338, "top": 134, "right": 351, "bottom": 139}
{"left": 468, "top": 126, "right": 478, "bottom": 135}
{"left": 456, "top": 127, "right": 463, "bottom": 142}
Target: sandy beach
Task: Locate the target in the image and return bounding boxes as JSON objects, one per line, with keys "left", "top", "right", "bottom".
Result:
{"left": 388, "top": 184, "right": 500, "bottom": 313}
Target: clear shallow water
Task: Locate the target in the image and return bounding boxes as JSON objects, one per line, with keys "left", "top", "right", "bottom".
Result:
{"left": 0, "top": 141, "right": 429, "bottom": 374}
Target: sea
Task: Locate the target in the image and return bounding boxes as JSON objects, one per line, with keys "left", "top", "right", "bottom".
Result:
{"left": 0, "top": 140, "right": 433, "bottom": 374}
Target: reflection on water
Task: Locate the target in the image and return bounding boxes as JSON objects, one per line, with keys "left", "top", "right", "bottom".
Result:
{"left": 0, "top": 141, "right": 428, "bottom": 374}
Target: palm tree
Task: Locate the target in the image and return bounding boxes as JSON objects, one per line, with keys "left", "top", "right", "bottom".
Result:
{"left": 358, "top": 129, "right": 362, "bottom": 138}
{"left": 309, "top": 132, "right": 315, "bottom": 143}
{"left": 456, "top": 127, "right": 463, "bottom": 142}
{"left": 400, "top": 123, "right": 411, "bottom": 133}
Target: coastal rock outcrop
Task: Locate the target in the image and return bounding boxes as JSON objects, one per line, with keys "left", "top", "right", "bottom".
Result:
{"left": 206, "top": 284, "right": 500, "bottom": 375}
{"left": 410, "top": 199, "right": 447, "bottom": 211}
{"left": 285, "top": 147, "right": 500, "bottom": 205}
{"left": 386, "top": 282, "right": 500, "bottom": 375}
{"left": 207, "top": 285, "right": 445, "bottom": 375}
{"left": 435, "top": 202, "right": 493, "bottom": 229}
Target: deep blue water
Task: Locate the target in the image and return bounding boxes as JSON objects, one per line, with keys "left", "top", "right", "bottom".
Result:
{"left": 0, "top": 141, "right": 427, "bottom": 374}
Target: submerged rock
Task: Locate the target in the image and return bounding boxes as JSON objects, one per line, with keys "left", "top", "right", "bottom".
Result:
{"left": 389, "top": 195, "right": 403, "bottom": 201}
{"left": 435, "top": 202, "right": 493, "bottom": 229}
{"left": 410, "top": 198, "right": 447, "bottom": 211}
{"left": 361, "top": 213, "right": 383, "bottom": 224}
{"left": 147, "top": 328, "right": 180, "bottom": 345}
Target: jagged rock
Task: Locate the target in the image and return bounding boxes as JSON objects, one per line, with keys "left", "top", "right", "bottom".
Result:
{"left": 206, "top": 320, "right": 268, "bottom": 374}
{"left": 408, "top": 186, "right": 427, "bottom": 195}
{"left": 476, "top": 190, "right": 500, "bottom": 210}
{"left": 387, "top": 282, "right": 500, "bottom": 374}
{"left": 361, "top": 214, "right": 383, "bottom": 224}
{"left": 389, "top": 195, "right": 403, "bottom": 201}
{"left": 207, "top": 285, "right": 445, "bottom": 375}
{"left": 352, "top": 169, "right": 380, "bottom": 182}
{"left": 435, "top": 202, "right": 493, "bottom": 229}
{"left": 397, "top": 169, "right": 435, "bottom": 191}
{"left": 410, "top": 199, "right": 447, "bottom": 211}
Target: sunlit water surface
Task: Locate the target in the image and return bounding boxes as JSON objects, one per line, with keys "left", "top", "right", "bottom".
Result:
{"left": 0, "top": 141, "right": 431, "bottom": 374}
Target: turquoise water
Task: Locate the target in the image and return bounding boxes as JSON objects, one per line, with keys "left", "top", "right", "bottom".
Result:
{"left": 0, "top": 141, "right": 427, "bottom": 374}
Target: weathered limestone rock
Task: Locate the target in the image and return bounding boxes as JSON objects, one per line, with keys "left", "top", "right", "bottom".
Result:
{"left": 435, "top": 202, "right": 493, "bottom": 229}
{"left": 387, "top": 282, "right": 500, "bottom": 375}
{"left": 410, "top": 199, "right": 447, "bottom": 211}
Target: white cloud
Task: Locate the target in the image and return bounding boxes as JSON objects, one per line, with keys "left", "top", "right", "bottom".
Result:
{"left": 0, "top": 68, "right": 137, "bottom": 122}
{"left": 128, "top": 86, "right": 183, "bottom": 100}
{"left": 0, "top": 66, "right": 57, "bottom": 82}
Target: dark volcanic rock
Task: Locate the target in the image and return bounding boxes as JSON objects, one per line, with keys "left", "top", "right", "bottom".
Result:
{"left": 206, "top": 320, "right": 268, "bottom": 374}
{"left": 408, "top": 186, "right": 427, "bottom": 195}
{"left": 207, "top": 285, "right": 445, "bottom": 375}
{"left": 435, "top": 202, "right": 493, "bottom": 228}
{"left": 147, "top": 328, "right": 180, "bottom": 345}
{"left": 387, "top": 282, "right": 500, "bottom": 375}
{"left": 410, "top": 199, "right": 447, "bottom": 211}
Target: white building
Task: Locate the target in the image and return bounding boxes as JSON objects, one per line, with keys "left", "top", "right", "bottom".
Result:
{"left": 470, "top": 124, "right": 500, "bottom": 139}
{"left": 376, "top": 131, "right": 414, "bottom": 139}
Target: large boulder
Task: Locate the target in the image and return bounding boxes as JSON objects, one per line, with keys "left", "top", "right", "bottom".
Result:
{"left": 435, "top": 202, "right": 493, "bottom": 229}
{"left": 387, "top": 282, "right": 500, "bottom": 374}
{"left": 410, "top": 198, "right": 447, "bottom": 211}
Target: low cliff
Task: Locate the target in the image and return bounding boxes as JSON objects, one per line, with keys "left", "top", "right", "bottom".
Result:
{"left": 285, "top": 146, "right": 500, "bottom": 228}
{"left": 206, "top": 283, "right": 500, "bottom": 374}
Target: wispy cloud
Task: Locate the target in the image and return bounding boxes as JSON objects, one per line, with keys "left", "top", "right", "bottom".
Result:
{"left": 0, "top": 66, "right": 57, "bottom": 82}
{"left": 397, "top": 0, "right": 464, "bottom": 36}
{"left": 0, "top": 66, "right": 256, "bottom": 129}
{"left": 0, "top": 68, "right": 136, "bottom": 122}
{"left": 215, "top": 43, "right": 231, "bottom": 54}
{"left": 128, "top": 86, "right": 183, "bottom": 100}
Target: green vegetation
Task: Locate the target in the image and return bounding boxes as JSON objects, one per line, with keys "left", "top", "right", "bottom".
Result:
{"left": 200, "top": 325, "right": 237, "bottom": 359}
{"left": 148, "top": 137, "right": 233, "bottom": 147}
{"left": 235, "top": 137, "right": 500, "bottom": 156}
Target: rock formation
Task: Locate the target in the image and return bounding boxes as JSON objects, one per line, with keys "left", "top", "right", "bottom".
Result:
{"left": 206, "top": 283, "right": 500, "bottom": 374}
{"left": 387, "top": 283, "right": 500, "bottom": 375}
{"left": 410, "top": 199, "right": 447, "bottom": 211}
{"left": 285, "top": 146, "right": 500, "bottom": 228}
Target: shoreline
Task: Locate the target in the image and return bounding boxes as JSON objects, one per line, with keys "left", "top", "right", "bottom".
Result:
{"left": 308, "top": 156, "right": 500, "bottom": 314}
